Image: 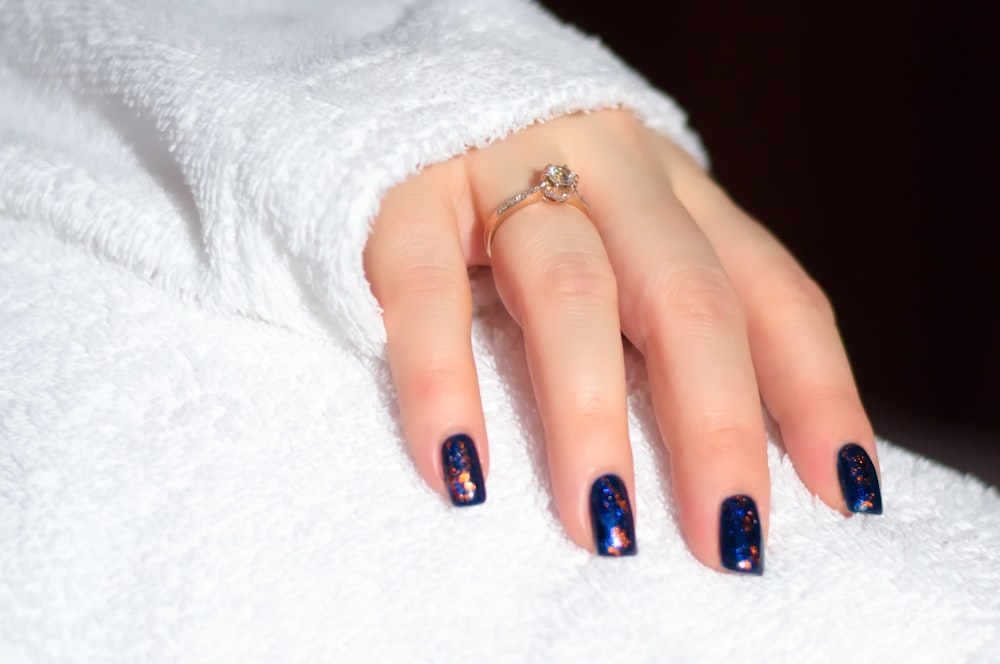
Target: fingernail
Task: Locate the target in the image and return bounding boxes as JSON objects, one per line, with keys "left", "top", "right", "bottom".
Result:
{"left": 589, "top": 474, "right": 637, "bottom": 557}
{"left": 441, "top": 434, "right": 486, "bottom": 506}
{"left": 837, "top": 443, "right": 883, "bottom": 514}
{"left": 719, "top": 495, "right": 763, "bottom": 575}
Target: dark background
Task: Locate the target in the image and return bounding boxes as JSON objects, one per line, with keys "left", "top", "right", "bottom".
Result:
{"left": 541, "top": 2, "right": 1000, "bottom": 485}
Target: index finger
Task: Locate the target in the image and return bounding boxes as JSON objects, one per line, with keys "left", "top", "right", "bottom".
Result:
{"left": 364, "top": 162, "right": 489, "bottom": 506}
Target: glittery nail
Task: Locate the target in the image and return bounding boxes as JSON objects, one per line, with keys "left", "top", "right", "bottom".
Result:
{"left": 719, "top": 495, "right": 763, "bottom": 575}
{"left": 837, "top": 443, "right": 883, "bottom": 514}
{"left": 589, "top": 474, "right": 637, "bottom": 557}
{"left": 441, "top": 434, "right": 485, "bottom": 507}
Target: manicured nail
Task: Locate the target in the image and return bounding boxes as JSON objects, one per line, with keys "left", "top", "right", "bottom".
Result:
{"left": 441, "top": 434, "right": 485, "bottom": 507}
{"left": 719, "top": 495, "right": 763, "bottom": 575}
{"left": 589, "top": 474, "right": 637, "bottom": 557}
{"left": 837, "top": 443, "right": 883, "bottom": 514}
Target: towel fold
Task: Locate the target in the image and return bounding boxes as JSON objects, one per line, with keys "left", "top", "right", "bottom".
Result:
{"left": 0, "top": 0, "right": 703, "bottom": 357}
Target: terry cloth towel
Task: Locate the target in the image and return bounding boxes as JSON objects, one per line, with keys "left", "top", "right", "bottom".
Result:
{"left": 3, "top": 218, "right": 1000, "bottom": 662}
{"left": 0, "top": 0, "right": 704, "bottom": 359}
{"left": 1, "top": 0, "right": 999, "bottom": 662}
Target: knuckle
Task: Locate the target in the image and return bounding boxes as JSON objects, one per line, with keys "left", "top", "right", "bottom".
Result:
{"left": 786, "top": 380, "right": 855, "bottom": 410}
{"left": 596, "top": 110, "right": 648, "bottom": 150}
{"left": 755, "top": 267, "right": 836, "bottom": 324}
{"left": 767, "top": 381, "right": 860, "bottom": 423}
{"left": 562, "top": 386, "right": 619, "bottom": 421}
{"left": 637, "top": 266, "right": 744, "bottom": 342}
{"left": 555, "top": 392, "right": 622, "bottom": 439}
{"left": 406, "top": 360, "right": 469, "bottom": 402}
{"left": 533, "top": 252, "right": 617, "bottom": 303}
{"left": 386, "top": 263, "right": 469, "bottom": 308}
{"left": 684, "top": 423, "right": 764, "bottom": 460}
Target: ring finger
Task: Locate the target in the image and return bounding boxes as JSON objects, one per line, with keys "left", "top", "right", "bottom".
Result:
{"left": 475, "top": 162, "right": 637, "bottom": 556}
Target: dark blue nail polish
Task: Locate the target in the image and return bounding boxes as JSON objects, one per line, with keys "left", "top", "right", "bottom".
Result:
{"left": 719, "top": 495, "right": 763, "bottom": 575}
{"left": 441, "top": 434, "right": 485, "bottom": 506}
{"left": 589, "top": 474, "right": 637, "bottom": 557}
{"left": 837, "top": 443, "right": 883, "bottom": 514}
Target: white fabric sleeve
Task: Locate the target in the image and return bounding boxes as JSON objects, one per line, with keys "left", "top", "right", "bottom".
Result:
{"left": 0, "top": 0, "right": 706, "bottom": 358}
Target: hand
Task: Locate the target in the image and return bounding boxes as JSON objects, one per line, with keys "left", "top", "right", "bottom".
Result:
{"left": 363, "top": 109, "right": 882, "bottom": 573}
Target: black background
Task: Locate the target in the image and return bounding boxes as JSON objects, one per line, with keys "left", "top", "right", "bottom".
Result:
{"left": 541, "top": 2, "right": 999, "bottom": 484}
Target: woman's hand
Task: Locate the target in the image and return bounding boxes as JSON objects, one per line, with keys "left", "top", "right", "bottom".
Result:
{"left": 363, "top": 109, "right": 882, "bottom": 573}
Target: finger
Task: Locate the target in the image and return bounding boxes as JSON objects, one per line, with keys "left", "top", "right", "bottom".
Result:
{"left": 581, "top": 146, "right": 769, "bottom": 574}
{"left": 364, "top": 162, "right": 488, "bottom": 506}
{"left": 666, "top": 162, "right": 882, "bottom": 515}
{"left": 474, "top": 161, "right": 637, "bottom": 556}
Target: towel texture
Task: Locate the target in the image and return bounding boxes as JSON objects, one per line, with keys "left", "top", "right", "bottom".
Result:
{"left": 2, "top": 1, "right": 999, "bottom": 661}
{"left": 0, "top": 0, "right": 702, "bottom": 358}
{"left": 2, "top": 218, "right": 999, "bottom": 662}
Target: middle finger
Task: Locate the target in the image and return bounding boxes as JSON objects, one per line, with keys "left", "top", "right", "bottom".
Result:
{"left": 582, "top": 145, "right": 770, "bottom": 575}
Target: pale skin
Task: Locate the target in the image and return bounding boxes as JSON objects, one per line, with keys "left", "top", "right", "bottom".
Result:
{"left": 363, "top": 109, "right": 879, "bottom": 572}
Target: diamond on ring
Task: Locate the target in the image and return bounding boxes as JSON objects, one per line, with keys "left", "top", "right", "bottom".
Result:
{"left": 540, "top": 164, "right": 578, "bottom": 202}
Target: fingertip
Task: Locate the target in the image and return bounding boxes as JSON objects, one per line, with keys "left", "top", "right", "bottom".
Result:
{"left": 773, "top": 390, "right": 882, "bottom": 516}
{"left": 546, "top": 449, "right": 638, "bottom": 557}
{"left": 836, "top": 442, "right": 883, "bottom": 515}
{"left": 441, "top": 433, "right": 488, "bottom": 507}
{"left": 589, "top": 473, "right": 638, "bottom": 557}
{"left": 670, "top": 443, "right": 770, "bottom": 575}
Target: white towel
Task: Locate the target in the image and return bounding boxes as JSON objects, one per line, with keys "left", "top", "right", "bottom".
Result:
{"left": 3, "top": 216, "right": 999, "bottom": 662}
{"left": 1, "top": 1, "right": 998, "bottom": 661}
{"left": 0, "top": 0, "right": 703, "bottom": 358}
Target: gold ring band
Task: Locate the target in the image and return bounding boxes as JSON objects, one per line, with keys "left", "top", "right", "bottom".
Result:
{"left": 483, "top": 164, "right": 591, "bottom": 258}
